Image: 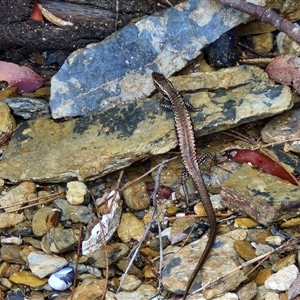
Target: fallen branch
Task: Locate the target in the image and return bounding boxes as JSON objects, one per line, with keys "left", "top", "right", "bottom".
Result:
{"left": 219, "top": 0, "right": 300, "bottom": 45}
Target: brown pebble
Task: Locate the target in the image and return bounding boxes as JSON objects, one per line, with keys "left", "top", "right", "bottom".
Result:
{"left": 234, "top": 240, "right": 256, "bottom": 260}
{"left": 254, "top": 268, "right": 272, "bottom": 285}
{"left": 123, "top": 180, "right": 150, "bottom": 210}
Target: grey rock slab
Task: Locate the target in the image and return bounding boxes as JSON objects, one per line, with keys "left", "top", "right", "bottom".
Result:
{"left": 261, "top": 107, "right": 300, "bottom": 154}
{"left": 0, "top": 66, "right": 292, "bottom": 182}
{"left": 3, "top": 97, "right": 50, "bottom": 119}
{"left": 220, "top": 164, "right": 300, "bottom": 226}
{"left": 162, "top": 232, "right": 246, "bottom": 298}
{"left": 50, "top": 0, "right": 263, "bottom": 118}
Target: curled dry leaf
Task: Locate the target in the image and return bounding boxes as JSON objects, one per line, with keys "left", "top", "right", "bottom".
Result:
{"left": 0, "top": 61, "right": 47, "bottom": 93}
{"left": 224, "top": 148, "right": 299, "bottom": 186}
{"left": 82, "top": 190, "right": 122, "bottom": 255}
{"left": 265, "top": 55, "right": 300, "bottom": 93}
{"left": 37, "top": 4, "right": 73, "bottom": 26}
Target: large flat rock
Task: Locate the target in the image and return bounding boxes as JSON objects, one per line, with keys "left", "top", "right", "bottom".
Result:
{"left": 0, "top": 66, "right": 292, "bottom": 183}
{"left": 50, "top": 0, "right": 263, "bottom": 118}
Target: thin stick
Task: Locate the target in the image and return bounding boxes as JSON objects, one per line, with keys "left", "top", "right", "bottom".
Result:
{"left": 117, "top": 161, "right": 167, "bottom": 294}
{"left": 70, "top": 224, "right": 83, "bottom": 300}
{"left": 219, "top": 0, "right": 300, "bottom": 45}
{"left": 1, "top": 192, "right": 65, "bottom": 213}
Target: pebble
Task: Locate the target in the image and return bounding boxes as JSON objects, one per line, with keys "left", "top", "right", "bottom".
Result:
{"left": 0, "top": 102, "right": 16, "bottom": 133}
{"left": 31, "top": 206, "right": 60, "bottom": 237}
{"left": 234, "top": 240, "right": 256, "bottom": 260}
{"left": 276, "top": 26, "right": 300, "bottom": 56}
{"left": 115, "top": 284, "right": 157, "bottom": 300}
{"left": 255, "top": 243, "right": 274, "bottom": 256}
{"left": 71, "top": 278, "right": 106, "bottom": 300}
{"left": 237, "top": 282, "right": 257, "bottom": 300}
{"left": 117, "top": 213, "right": 145, "bottom": 242}
{"left": 53, "top": 199, "right": 95, "bottom": 224}
{"left": 1, "top": 245, "right": 25, "bottom": 264}
{"left": 170, "top": 217, "right": 208, "bottom": 244}
{"left": 247, "top": 229, "right": 272, "bottom": 244}
{"left": 66, "top": 181, "right": 88, "bottom": 205}
{"left": 0, "top": 213, "right": 26, "bottom": 228}
{"left": 0, "top": 181, "right": 36, "bottom": 212}
{"left": 0, "top": 261, "right": 9, "bottom": 276}
{"left": 2, "top": 264, "right": 20, "bottom": 277}
{"left": 252, "top": 32, "right": 273, "bottom": 54}
{"left": 265, "top": 236, "right": 284, "bottom": 246}
{"left": 48, "top": 266, "right": 74, "bottom": 291}
{"left": 41, "top": 227, "right": 80, "bottom": 254}
{"left": 0, "top": 237, "right": 22, "bottom": 245}
{"left": 265, "top": 291, "right": 280, "bottom": 300}
{"left": 271, "top": 254, "right": 296, "bottom": 272}
{"left": 117, "top": 258, "right": 144, "bottom": 279}
{"left": 123, "top": 179, "right": 150, "bottom": 210}
{"left": 254, "top": 268, "right": 272, "bottom": 285}
{"left": 234, "top": 217, "right": 258, "bottom": 228}
{"left": 27, "top": 251, "right": 68, "bottom": 278}
{"left": 281, "top": 218, "right": 300, "bottom": 227}
{"left": 265, "top": 264, "right": 299, "bottom": 291}
{"left": 6, "top": 291, "right": 24, "bottom": 300}
{"left": 3, "top": 97, "right": 50, "bottom": 119}
{"left": 1, "top": 277, "right": 12, "bottom": 289}
{"left": 9, "top": 270, "right": 48, "bottom": 287}
{"left": 261, "top": 106, "right": 300, "bottom": 154}
{"left": 119, "top": 274, "right": 142, "bottom": 291}
{"left": 23, "top": 237, "right": 42, "bottom": 249}
{"left": 88, "top": 243, "right": 129, "bottom": 268}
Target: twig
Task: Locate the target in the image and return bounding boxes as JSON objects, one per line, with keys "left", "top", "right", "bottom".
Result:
{"left": 253, "top": 137, "right": 300, "bottom": 150}
{"left": 0, "top": 191, "right": 65, "bottom": 212}
{"left": 218, "top": 0, "right": 300, "bottom": 45}
{"left": 70, "top": 224, "right": 83, "bottom": 300}
{"left": 117, "top": 161, "right": 167, "bottom": 294}
{"left": 223, "top": 129, "right": 259, "bottom": 145}
{"left": 0, "top": 130, "right": 14, "bottom": 147}
{"left": 120, "top": 156, "right": 178, "bottom": 192}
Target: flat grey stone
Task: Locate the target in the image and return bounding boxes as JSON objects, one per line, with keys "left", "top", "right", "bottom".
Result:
{"left": 50, "top": 0, "right": 261, "bottom": 118}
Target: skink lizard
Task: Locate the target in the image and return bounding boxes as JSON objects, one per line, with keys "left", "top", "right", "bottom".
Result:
{"left": 152, "top": 72, "right": 217, "bottom": 299}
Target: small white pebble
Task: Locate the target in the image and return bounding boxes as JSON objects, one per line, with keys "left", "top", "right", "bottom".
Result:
{"left": 66, "top": 181, "right": 88, "bottom": 205}
{"left": 48, "top": 267, "right": 74, "bottom": 291}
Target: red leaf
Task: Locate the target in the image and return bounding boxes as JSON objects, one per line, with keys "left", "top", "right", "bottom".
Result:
{"left": 0, "top": 61, "right": 47, "bottom": 93}
{"left": 265, "top": 55, "right": 300, "bottom": 93}
{"left": 224, "top": 148, "right": 299, "bottom": 186}
{"left": 146, "top": 182, "right": 173, "bottom": 199}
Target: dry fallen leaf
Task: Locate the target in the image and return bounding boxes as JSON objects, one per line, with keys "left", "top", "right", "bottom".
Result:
{"left": 82, "top": 190, "right": 122, "bottom": 255}
{"left": 0, "top": 61, "right": 47, "bottom": 93}
{"left": 265, "top": 55, "right": 300, "bottom": 93}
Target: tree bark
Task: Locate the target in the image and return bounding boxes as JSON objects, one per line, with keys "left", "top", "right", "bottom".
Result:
{"left": 0, "top": 0, "right": 161, "bottom": 51}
